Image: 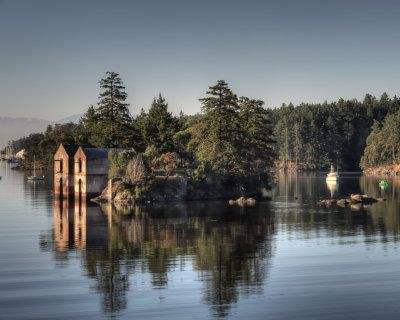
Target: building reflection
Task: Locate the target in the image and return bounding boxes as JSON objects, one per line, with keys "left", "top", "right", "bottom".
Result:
{"left": 54, "top": 198, "right": 73, "bottom": 252}
{"left": 54, "top": 198, "right": 87, "bottom": 252}
{"left": 74, "top": 199, "right": 86, "bottom": 250}
{"left": 54, "top": 196, "right": 112, "bottom": 253}
{"left": 51, "top": 199, "right": 276, "bottom": 316}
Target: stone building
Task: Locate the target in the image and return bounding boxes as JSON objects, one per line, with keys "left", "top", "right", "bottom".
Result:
{"left": 73, "top": 147, "right": 126, "bottom": 200}
{"left": 54, "top": 144, "right": 79, "bottom": 198}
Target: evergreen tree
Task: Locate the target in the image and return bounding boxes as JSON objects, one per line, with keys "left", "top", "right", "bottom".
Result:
{"left": 237, "top": 97, "right": 275, "bottom": 180}
{"left": 270, "top": 93, "right": 400, "bottom": 170}
{"left": 96, "top": 72, "right": 132, "bottom": 147}
{"left": 195, "top": 80, "right": 240, "bottom": 178}
{"left": 144, "top": 93, "right": 177, "bottom": 153}
{"left": 130, "top": 108, "right": 147, "bottom": 147}
{"left": 79, "top": 105, "right": 99, "bottom": 146}
{"left": 360, "top": 109, "right": 400, "bottom": 168}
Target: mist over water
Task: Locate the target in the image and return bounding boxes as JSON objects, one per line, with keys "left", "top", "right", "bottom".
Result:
{"left": 1, "top": 162, "right": 400, "bottom": 319}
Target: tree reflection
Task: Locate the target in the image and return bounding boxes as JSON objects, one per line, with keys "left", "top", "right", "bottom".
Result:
{"left": 47, "top": 199, "right": 275, "bottom": 316}
{"left": 40, "top": 174, "right": 400, "bottom": 317}
{"left": 272, "top": 173, "right": 400, "bottom": 243}
{"left": 359, "top": 175, "right": 400, "bottom": 238}
{"left": 84, "top": 247, "right": 134, "bottom": 313}
{"left": 192, "top": 206, "right": 273, "bottom": 317}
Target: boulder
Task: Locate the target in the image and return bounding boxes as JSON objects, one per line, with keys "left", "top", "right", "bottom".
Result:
{"left": 236, "top": 197, "right": 246, "bottom": 206}
{"left": 337, "top": 199, "right": 347, "bottom": 207}
{"left": 229, "top": 197, "right": 256, "bottom": 206}
{"left": 350, "top": 194, "right": 363, "bottom": 202}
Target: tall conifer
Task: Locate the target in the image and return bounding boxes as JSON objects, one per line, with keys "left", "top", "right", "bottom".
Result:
{"left": 96, "top": 72, "right": 132, "bottom": 147}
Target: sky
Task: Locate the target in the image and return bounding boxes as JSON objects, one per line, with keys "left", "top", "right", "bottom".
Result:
{"left": 1, "top": 0, "right": 400, "bottom": 120}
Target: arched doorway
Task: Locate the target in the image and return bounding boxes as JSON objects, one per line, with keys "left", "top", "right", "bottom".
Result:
{"left": 60, "top": 177, "right": 63, "bottom": 198}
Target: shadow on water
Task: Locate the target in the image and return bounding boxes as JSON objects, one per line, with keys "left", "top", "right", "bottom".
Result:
{"left": 43, "top": 198, "right": 276, "bottom": 317}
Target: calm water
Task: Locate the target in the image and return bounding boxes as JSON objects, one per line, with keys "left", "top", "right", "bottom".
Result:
{"left": 1, "top": 162, "right": 400, "bottom": 319}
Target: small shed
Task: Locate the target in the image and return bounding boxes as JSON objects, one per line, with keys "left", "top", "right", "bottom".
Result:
{"left": 54, "top": 144, "right": 79, "bottom": 197}
{"left": 74, "top": 147, "right": 127, "bottom": 200}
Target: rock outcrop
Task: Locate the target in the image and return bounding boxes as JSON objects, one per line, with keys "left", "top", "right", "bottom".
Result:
{"left": 229, "top": 197, "right": 256, "bottom": 206}
{"left": 363, "top": 165, "right": 400, "bottom": 176}
{"left": 318, "top": 194, "right": 384, "bottom": 207}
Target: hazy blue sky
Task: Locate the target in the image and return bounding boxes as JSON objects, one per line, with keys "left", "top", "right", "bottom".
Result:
{"left": 1, "top": 0, "right": 400, "bottom": 120}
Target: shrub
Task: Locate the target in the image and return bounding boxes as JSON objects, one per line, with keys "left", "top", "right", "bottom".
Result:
{"left": 124, "top": 154, "right": 149, "bottom": 185}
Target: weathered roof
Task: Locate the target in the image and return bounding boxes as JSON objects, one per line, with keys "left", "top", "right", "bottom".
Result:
{"left": 80, "top": 147, "right": 128, "bottom": 159}
{"left": 62, "top": 145, "right": 79, "bottom": 157}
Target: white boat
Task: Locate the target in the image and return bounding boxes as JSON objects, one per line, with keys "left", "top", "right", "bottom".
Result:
{"left": 27, "top": 156, "right": 44, "bottom": 181}
{"left": 326, "top": 164, "right": 339, "bottom": 181}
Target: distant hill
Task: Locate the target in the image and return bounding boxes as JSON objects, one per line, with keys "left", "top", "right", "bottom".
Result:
{"left": 0, "top": 114, "right": 82, "bottom": 149}
{"left": 55, "top": 114, "right": 82, "bottom": 124}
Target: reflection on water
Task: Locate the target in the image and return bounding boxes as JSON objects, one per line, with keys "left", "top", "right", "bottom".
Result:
{"left": 48, "top": 199, "right": 275, "bottom": 317}
{"left": 271, "top": 173, "right": 400, "bottom": 244}
{"left": 359, "top": 176, "right": 400, "bottom": 235}
{"left": 44, "top": 172, "right": 400, "bottom": 318}
{"left": 4, "top": 161, "right": 400, "bottom": 320}
{"left": 326, "top": 180, "right": 338, "bottom": 198}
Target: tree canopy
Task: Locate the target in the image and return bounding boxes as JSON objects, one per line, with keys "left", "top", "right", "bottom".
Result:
{"left": 6, "top": 73, "right": 400, "bottom": 178}
{"left": 360, "top": 108, "right": 400, "bottom": 169}
{"left": 80, "top": 72, "right": 132, "bottom": 147}
{"left": 271, "top": 93, "right": 400, "bottom": 170}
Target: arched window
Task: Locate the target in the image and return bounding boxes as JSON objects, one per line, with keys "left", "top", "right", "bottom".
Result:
{"left": 78, "top": 158, "right": 82, "bottom": 173}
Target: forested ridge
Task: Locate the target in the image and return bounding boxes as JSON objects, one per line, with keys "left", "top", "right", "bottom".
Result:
{"left": 271, "top": 93, "right": 400, "bottom": 171}
{"left": 3, "top": 72, "right": 400, "bottom": 174}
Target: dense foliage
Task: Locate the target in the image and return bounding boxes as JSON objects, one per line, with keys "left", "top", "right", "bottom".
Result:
{"left": 271, "top": 93, "right": 400, "bottom": 170}
{"left": 108, "top": 149, "right": 136, "bottom": 179}
{"left": 5, "top": 70, "right": 400, "bottom": 181}
{"left": 3, "top": 123, "right": 83, "bottom": 164}
{"left": 81, "top": 72, "right": 132, "bottom": 147}
{"left": 360, "top": 108, "right": 400, "bottom": 169}
{"left": 189, "top": 80, "right": 275, "bottom": 191}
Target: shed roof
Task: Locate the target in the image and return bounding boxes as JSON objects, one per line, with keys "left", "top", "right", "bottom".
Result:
{"left": 62, "top": 145, "right": 79, "bottom": 157}
{"left": 80, "top": 147, "right": 128, "bottom": 159}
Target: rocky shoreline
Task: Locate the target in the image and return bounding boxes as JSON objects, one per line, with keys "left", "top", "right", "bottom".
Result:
{"left": 363, "top": 165, "right": 400, "bottom": 176}
{"left": 9, "top": 160, "right": 48, "bottom": 171}
{"left": 90, "top": 178, "right": 269, "bottom": 206}
{"left": 318, "top": 194, "right": 386, "bottom": 208}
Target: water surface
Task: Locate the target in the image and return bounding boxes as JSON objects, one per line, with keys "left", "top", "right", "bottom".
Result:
{"left": 1, "top": 163, "right": 400, "bottom": 319}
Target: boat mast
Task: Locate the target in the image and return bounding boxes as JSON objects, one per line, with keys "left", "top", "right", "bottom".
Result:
{"left": 33, "top": 155, "right": 36, "bottom": 176}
